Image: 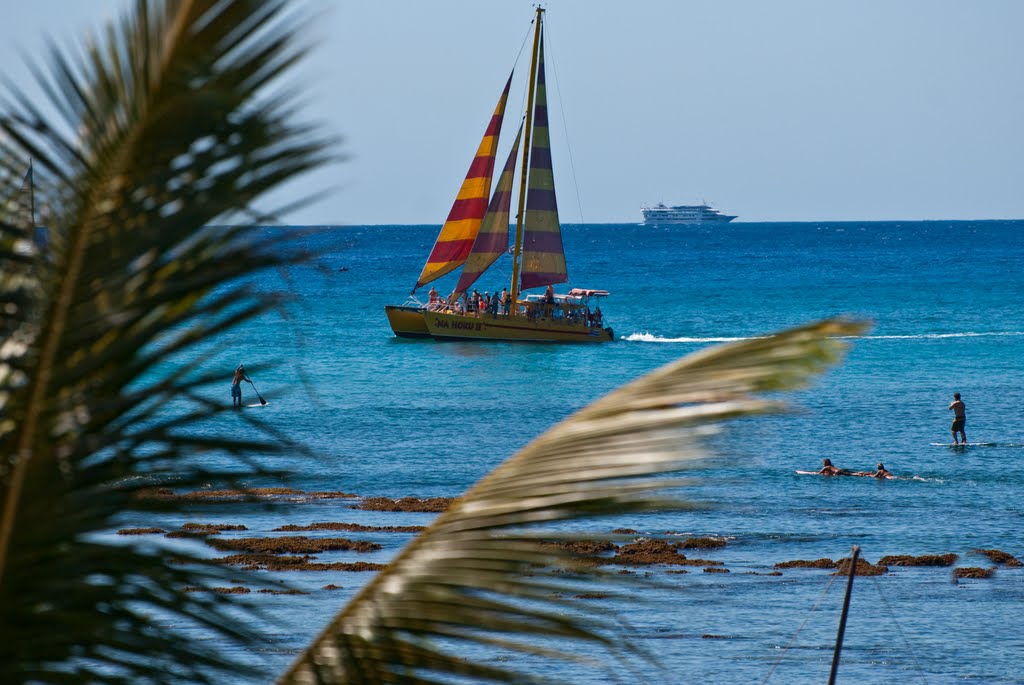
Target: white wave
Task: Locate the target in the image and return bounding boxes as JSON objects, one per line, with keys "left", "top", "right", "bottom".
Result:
{"left": 622, "top": 332, "right": 759, "bottom": 343}
{"left": 856, "top": 331, "right": 1024, "bottom": 340}
{"left": 624, "top": 331, "right": 1024, "bottom": 344}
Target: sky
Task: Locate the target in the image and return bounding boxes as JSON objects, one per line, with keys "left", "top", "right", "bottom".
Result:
{"left": 3, "top": 0, "right": 1024, "bottom": 224}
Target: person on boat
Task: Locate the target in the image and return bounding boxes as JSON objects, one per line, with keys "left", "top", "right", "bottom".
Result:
{"left": 500, "top": 287, "right": 510, "bottom": 315}
{"left": 819, "top": 458, "right": 842, "bottom": 476}
{"left": 428, "top": 286, "right": 439, "bottom": 305}
{"left": 541, "top": 284, "right": 555, "bottom": 318}
{"left": 592, "top": 306, "right": 603, "bottom": 326}
{"left": 470, "top": 288, "right": 480, "bottom": 315}
{"left": 231, "top": 364, "right": 250, "bottom": 408}
{"left": 948, "top": 392, "right": 967, "bottom": 445}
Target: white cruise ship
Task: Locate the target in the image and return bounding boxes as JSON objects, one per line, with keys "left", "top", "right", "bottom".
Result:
{"left": 641, "top": 202, "right": 737, "bottom": 225}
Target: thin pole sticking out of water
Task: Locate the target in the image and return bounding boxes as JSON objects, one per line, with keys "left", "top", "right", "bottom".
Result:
{"left": 828, "top": 544, "right": 860, "bottom": 685}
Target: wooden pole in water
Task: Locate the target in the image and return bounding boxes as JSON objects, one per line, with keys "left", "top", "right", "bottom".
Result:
{"left": 28, "top": 159, "right": 35, "bottom": 228}
{"left": 828, "top": 544, "right": 860, "bottom": 685}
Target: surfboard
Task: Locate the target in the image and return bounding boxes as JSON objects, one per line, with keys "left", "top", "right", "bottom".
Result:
{"left": 246, "top": 402, "right": 269, "bottom": 407}
{"left": 795, "top": 470, "right": 821, "bottom": 475}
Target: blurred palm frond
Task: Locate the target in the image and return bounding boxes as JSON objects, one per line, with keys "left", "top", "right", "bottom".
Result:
{"left": 0, "top": 1, "right": 331, "bottom": 683}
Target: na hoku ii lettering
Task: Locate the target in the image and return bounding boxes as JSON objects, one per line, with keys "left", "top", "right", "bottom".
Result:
{"left": 431, "top": 318, "right": 483, "bottom": 331}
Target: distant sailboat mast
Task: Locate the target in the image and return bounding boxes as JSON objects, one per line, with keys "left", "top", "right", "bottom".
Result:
{"left": 509, "top": 7, "right": 544, "bottom": 305}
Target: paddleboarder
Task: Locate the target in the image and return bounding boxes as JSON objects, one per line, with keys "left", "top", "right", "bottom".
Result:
{"left": 231, "top": 364, "right": 250, "bottom": 408}
{"left": 948, "top": 392, "right": 966, "bottom": 445}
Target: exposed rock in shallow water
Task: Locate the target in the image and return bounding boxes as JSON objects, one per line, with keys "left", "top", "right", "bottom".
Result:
{"left": 573, "top": 593, "right": 610, "bottom": 599}
{"left": 834, "top": 557, "right": 888, "bottom": 576}
{"left": 257, "top": 588, "right": 309, "bottom": 595}
{"left": 611, "top": 539, "right": 722, "bottom": 566}
{"left": 274, "top": 522, "right": 425, "bottom": 533}
{"left": 611, "top": 528, "right": 638, "bottom": 534}
{"left": 139, "top": 488, "right": 358, "bottom": 502}
{"left": 952, "top": 566, "right": 996, "bottom": 579}
{"left": 972, "top": 549, "right": 1022, "bottom": 567}
{"left": 183, "top": 523, "right": 247, "bottom": 532}
{"left": 212, "top": 554, "right": 385, "bottom": 572}
{"left": 878, "top": 553, "right": 957, "bottom": 567}
{"left": 354, "top": 497, "right": 455, "bottom": 512}
{"left": 322, "top": 584, "right": 344, "bottom": 590}
{"left": 680, "top": 537, "right": 727, "bottom": 550}
{"left": 306, "top": 491, "right": 359, "bottom": 499}
{"left": 745, "top": 571, "right": 783, "bottom": 576}
{"left": 775, "top": 558, "right": 835, "bottom": 569}
{"left": 184, "top": 586, "right": 251, "bottom": 594}
{"left": 703, "top": 567, "right": 730, "bottom": 573}
{"left": 117, "top": 527, "right": 165, "bottom": 535}
{"left": 207, "top": 535, "right": 381, "bottom": 554}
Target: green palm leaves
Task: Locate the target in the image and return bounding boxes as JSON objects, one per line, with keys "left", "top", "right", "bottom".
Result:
{"left": 279, "top": 318, "right": 866, "bottom": 684}
{"left": 0, "top": 1, "right": 328, "bottom": 683}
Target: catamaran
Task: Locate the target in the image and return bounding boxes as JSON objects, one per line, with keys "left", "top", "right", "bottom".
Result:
{"left": 384, "top": 8, "right": 613, "bottom": 343}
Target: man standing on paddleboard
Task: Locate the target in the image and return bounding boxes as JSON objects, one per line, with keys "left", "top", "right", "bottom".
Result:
{"left": 231, "top": 364, "right": 250, "bottom": 409}
{"left": 948, "top": 392, "right": 967, "bottom": 445}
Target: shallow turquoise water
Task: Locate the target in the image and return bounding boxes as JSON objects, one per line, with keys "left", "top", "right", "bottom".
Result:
{"left": 168, "top": 221, "right": 1023, "bottom": 683}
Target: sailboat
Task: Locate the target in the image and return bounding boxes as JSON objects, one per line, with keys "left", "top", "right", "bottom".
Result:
{"left": 384, "top": 7, "right": 613, "bottom": 343}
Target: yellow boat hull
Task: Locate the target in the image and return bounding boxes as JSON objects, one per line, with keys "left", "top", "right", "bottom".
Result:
{"left": 384, "top": 305, "right": 430, "bottom": 339}
{"left": 423, "top": 311, "right": 613, "bottom": 342}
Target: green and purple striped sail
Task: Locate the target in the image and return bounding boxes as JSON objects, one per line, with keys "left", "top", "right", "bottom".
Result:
{"left": 520, "top": 34, "right": 567, "bottom": 292}
{"left": 453, "top": 123, "right": 523, "bottom": 300}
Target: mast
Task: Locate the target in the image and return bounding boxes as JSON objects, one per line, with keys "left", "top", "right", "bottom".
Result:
{"left": 509, "top": 6, "right": 543, "bottom": 306}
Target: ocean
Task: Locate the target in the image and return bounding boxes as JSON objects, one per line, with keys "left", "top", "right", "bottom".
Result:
{"left": 155, "top": 220, "right": 1024, "bottom": 683}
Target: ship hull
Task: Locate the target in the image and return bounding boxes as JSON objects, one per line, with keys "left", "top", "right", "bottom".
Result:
{"left": 384, "top": 305, "right": 431, "bottom": 339}
{"left": 642, "top": 214, "right": 737, "bottom": 225}
{"left": 423, "top": 311, "right": 613, "bottom": 342}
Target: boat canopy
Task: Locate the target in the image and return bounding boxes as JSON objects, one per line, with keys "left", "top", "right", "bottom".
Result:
{"left": 567, "top": 288, "right": 609, "bottom": 297}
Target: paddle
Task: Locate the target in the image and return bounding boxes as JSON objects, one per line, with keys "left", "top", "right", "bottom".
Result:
{"left": 247, "top": 378, "right": 267, "bottom": 405}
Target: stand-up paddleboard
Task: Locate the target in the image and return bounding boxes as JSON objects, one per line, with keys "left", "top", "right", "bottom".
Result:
{"left": 246, "top": 402, "right": 269, "bottom": 408}
{"left": 929, "top": 442, "right": 998, "bottom": 447}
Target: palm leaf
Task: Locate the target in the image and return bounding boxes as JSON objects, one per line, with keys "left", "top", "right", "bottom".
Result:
{"left": 279, "top": 318, "right": 868, "bottom": 684}
{"left": 0, "top": 1, "right": 330, "bottom": 683}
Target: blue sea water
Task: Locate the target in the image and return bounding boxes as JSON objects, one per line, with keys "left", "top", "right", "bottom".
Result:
{"left": 167, "top": 221, "right": 1023, "bottom": 683}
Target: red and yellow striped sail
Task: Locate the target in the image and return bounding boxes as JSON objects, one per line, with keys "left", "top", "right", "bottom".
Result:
{"left": 520, "top": 36, "right": 567, "bottom": 291}
{"left": 415, "top": 74, "right": 513, "bottom": 290}
{"left": 452, "top": 124, "right": 523, "bottom": 300}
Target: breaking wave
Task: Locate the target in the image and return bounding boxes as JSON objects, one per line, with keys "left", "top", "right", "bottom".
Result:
{"left": 623, "top": 331, "right": 1024, "bottom": 344}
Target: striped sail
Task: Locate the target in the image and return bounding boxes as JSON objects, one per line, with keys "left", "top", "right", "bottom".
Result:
{"left": 519, "top": 36, "right": 567, "bottom": 291}
{"left": 452, "top": 124, "right": 523, "bottom": 300}
{"left": 415, "top": 74, "right": 513, "bottom": 290}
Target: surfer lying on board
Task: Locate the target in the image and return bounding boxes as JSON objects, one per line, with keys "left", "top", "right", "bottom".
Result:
{"left": 819, "top": 458, "right": 848, "bottom": 476}
{"left": 808, "top": 459, "right": 893, "bottom": 478}
{"left": 850, "top": 463, "right": 893, "bottom": 479}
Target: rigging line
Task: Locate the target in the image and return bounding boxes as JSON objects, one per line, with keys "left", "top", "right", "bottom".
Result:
{"left": 867, "top": 575, "right": 931, "bottom": 683}
{"left": 543, "top": 17, "right": 586, "bottom": 227}
{"left": 760, "top": 571, "right": 843, "bottom": 684}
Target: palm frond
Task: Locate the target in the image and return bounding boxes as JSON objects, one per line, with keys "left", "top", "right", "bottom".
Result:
{"left": 279, "top": 318, "right": 868, "bottom": 684}
{"left": 0, "top": 1, "right": 330, "bottom": 683}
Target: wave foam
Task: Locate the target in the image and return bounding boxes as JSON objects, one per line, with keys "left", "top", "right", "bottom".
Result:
{"left": 622, "top": 332, "right": 757, "bottom": 343}
{"left": 624, "top": 331, "right": 1024, "bottom": 343}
